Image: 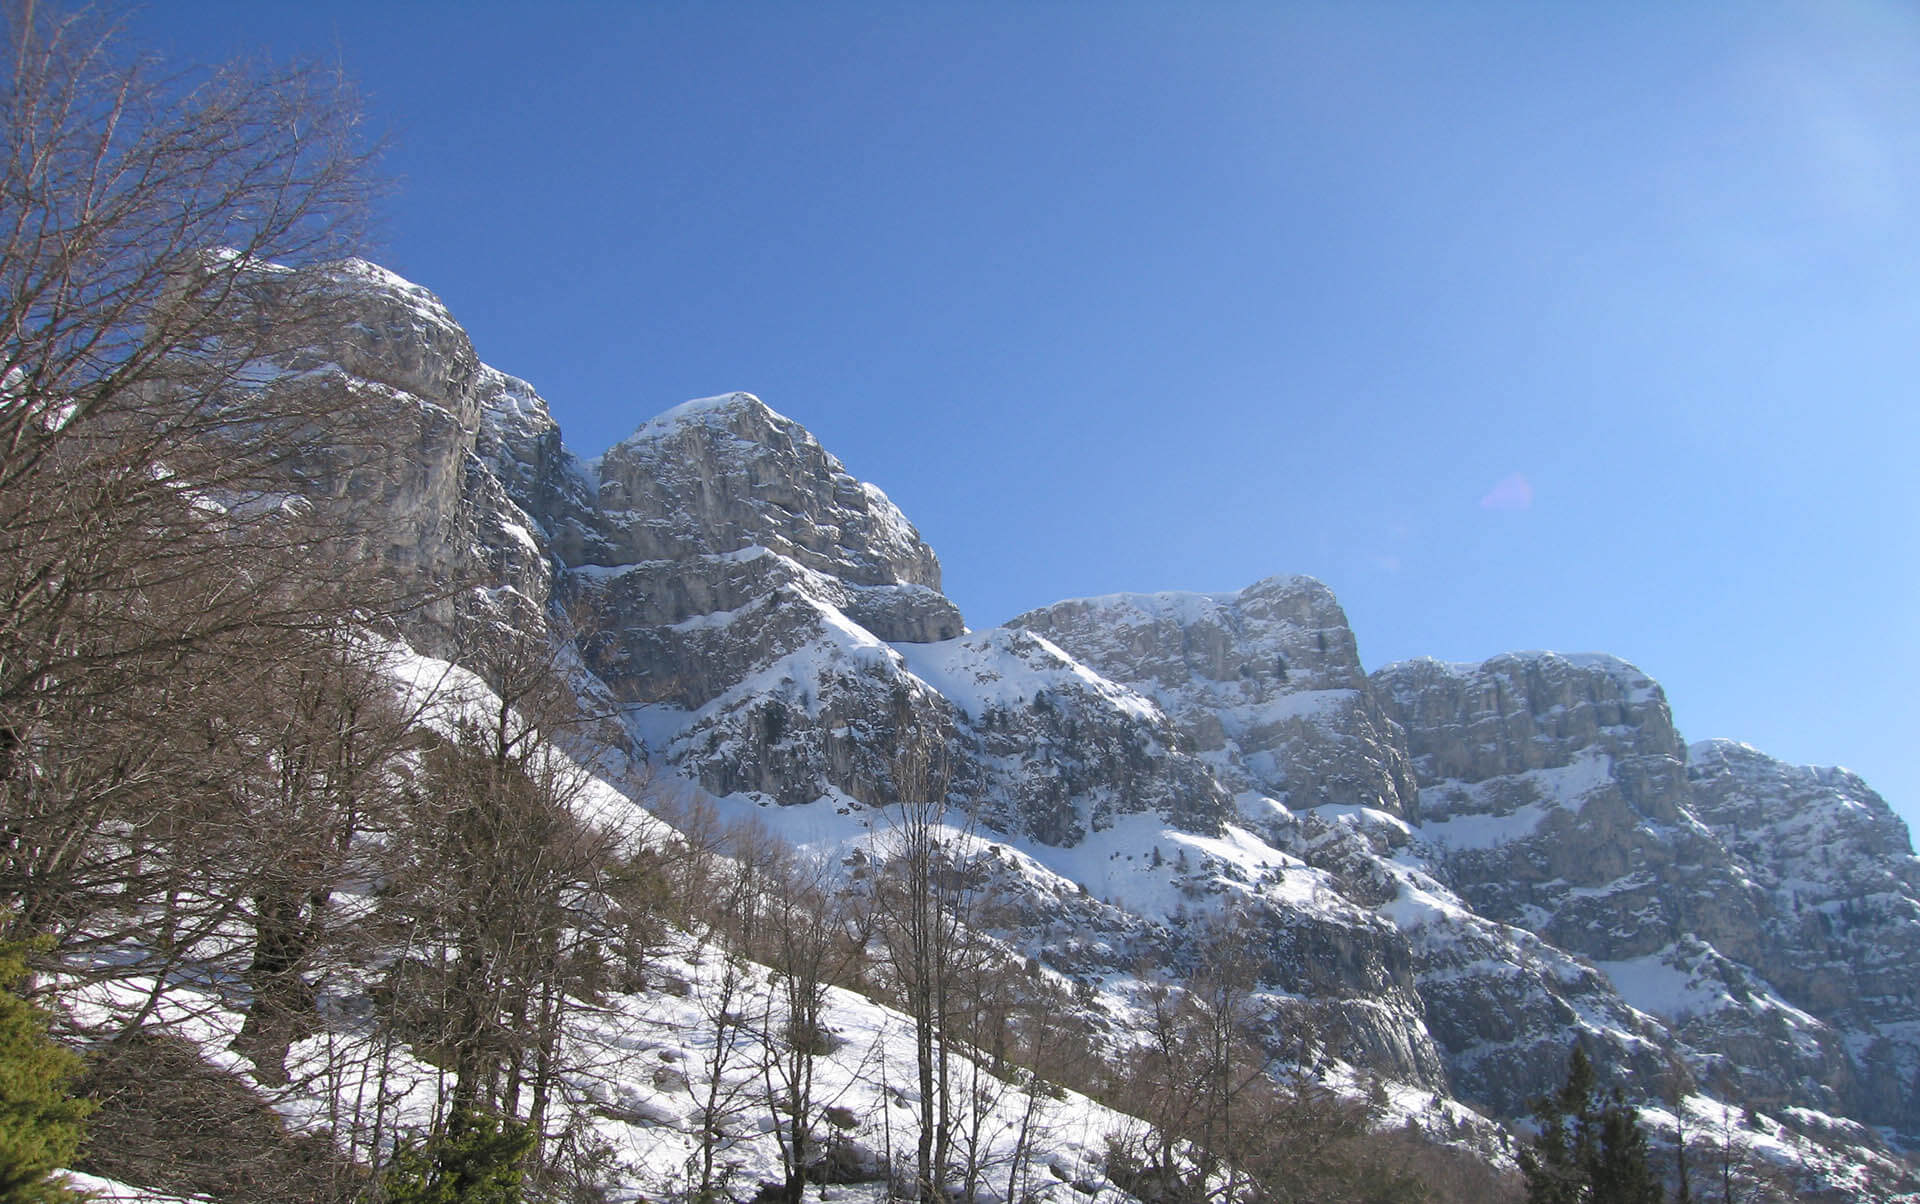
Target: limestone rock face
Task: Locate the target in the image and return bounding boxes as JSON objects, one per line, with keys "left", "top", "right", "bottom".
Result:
{"left": 551, "top": 407, "right": 1443, "bottom": 1088}
{"left": 1375, "top": 653, "right": 1682, "bottom": 787}
{"left": 1372, "top": 653, "right": 1695, "bottom": 958}
{"left": 1011, "top": 577, "right": 1420, "bottom": 818}
{"left": 592, "top": 394, "right": 961, "bottom": 644}
{"left": 257, "top": 262, "right": 481, "bottom": 586}
{"left": 571, "top": 551, "right": 958, "bottom": 710}
{"left": 894, "top": 627, "right": 1235, "bottom": 843}
{"left": 1375, "top": 653, "right": 1920, "bottom": 1139}
{"left": 234, "top": 260, "right": 565, "bottom": 639}
{"left": 472, "top": 365, "right": 608, "bottom": 577}
{"left": 1684, "top": 740, "right": 1920, "bottom": 1133}
{"left": 1383, "top": 858, "right": 1673, "bottom": 1117}
{"left": 562, "top": 395, "right": 1244, "bottom": 836}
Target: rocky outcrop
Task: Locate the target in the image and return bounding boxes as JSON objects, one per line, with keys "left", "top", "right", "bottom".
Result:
{"left": 472, "top": 364, "right": 608, "bottom": 576}
{"left": 895, "top": 626, "right": 1235, "bottom": 842}
{"left": 1374, "top": 653, "right": 1920, "bottom": 1139}
{"left": 1373, "top": 653, "right": 1681, "bottom": 789}
{"left": 591, "top": 394, "right": 961, "bottom": 645}
{"left": 1372, "top": 653, "right": 1696, "bottom": 959}
{"left": 1380, "top": 854, "right": 1673, "bottom": 1117}
{"left": 570, "top": 549, "right": 956, "bottom": 710}
{"left": 534, "top": 401, "right": 1446, "bottom": 1086}
{"left": 1011, "top": 577, "right": 1420, "bottom": 819}
{"left": 1684, "top": 740, "right": 1920, "bottom": 1133}
{"left": 234, "top": 260, "right": 568, "bottom": 642}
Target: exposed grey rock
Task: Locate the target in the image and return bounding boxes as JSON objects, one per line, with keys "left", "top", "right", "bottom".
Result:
{"left": 552, "top": 407, "right": 1444, "bottom": 1087}
{"left": 1684, "top": 740, "right": 1920, "bottom": 1133}
{"left": 591, "top": 393, "right": 961, "bottom": 644}
{"left": 1373, "top": 652, "right": 1682, "bottom": 788}
{"left": 472, "top": 364, "right": 609, "bottom": 574}
{"left": 1376, "top": 652, "right": 1920, "bottom": 1140}
{"left": 1382, "top": 856, "right": 1672, "bottom": 1117}
{"left": 1011, "top": 577, "right": 1420, "bottom": 818}
{"left": 570, "top": 549, "right": 959, "bottom": 711}
{"left": 895, "top": 626, "right": 1235, "bottom": 843}
{"left": 1373, "top": 652, "right": 1694, "bottom": 958}
{"left": 232, "top": 260, "right": 563, "bottom": 642}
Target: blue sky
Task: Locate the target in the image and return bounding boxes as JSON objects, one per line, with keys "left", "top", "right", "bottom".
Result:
{"left": 142, "top": 3, "right": 1918, "bottom": 826}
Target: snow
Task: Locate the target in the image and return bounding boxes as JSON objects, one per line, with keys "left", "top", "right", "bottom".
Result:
{"left": 572, "top": 546, "right": 856, "bottom": 594}
{"left": 1593, "top": 949, "right": 1729, "bottom": 1022}
{"left": 376, "top": 641, "right": 666, "bottom": 847}
{"left": 47, "top": 632, "right": 1169, "bottom": 1201}
{"left": 1416, "top": 801, "right": 1554, "bottom": 850}
{"left": 496, "top": 517, "right": 543, "bottom": 556}
{"left": 56, "top": 1173, "right": 206, "bottom": 1203}
{"left": 552, "top": 934, "right": 1133, "bottom": 1203}
{"left": 55, "top": 915, "right": 1142, "bottom": 1204}
{"left": 1378, "top": 870, "right": 1482, "bottom": 932}
{"left": 856, "top": 479, "right": 925, "bottom": 556}
{"left": 624, "top": 702, "right": 696, "bottom": 749}
{"left": 1043, "top": 575, "right": 1328, "bottom": 627}
{"left": 475, "top": 364, "right": 548, "bottom": 425}
{"left": 614, "top": 392, "right": 793, "bottom": 448}
{"left": 60, "top": 871, "right": 1137, "bottom": 1204}
{"left": 892, "top": 629, "right": 1165, "bottom": 726}
{"left": 1414, "top": 749, "right": 1617, "bottom": 844}
{"left": 321, "top": 258, "right": 462, "bottom": 332}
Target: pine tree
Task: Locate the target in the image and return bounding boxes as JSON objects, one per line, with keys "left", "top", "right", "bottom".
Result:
{"left": 380, "top": 1107, "right": 534, "bottom": 1204}
{"left": 1590, "top": 1087, "right": 1664, "bottom": 1204}
{"left": 1521, "top": 1046, "right": 1663, "bottom": 1204}
{"left": 0, "top": 939, "right": 91, "bottom": 1204}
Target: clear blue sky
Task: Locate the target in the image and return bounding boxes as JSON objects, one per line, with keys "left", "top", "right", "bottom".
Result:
{"left": 140, "top": 3, "right": 1919, "bottom": 828}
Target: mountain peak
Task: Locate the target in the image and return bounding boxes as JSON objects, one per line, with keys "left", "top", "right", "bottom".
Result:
{"left": 592, "top": 392, "right": 946, "bottom": 602}
{"left": 613, "top": 390, "right": 792, "bottom": 451}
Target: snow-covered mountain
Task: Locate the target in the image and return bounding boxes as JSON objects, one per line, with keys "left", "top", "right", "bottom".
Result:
{"left": 240, "top": 259, "right": 1920, "bottom": 1197}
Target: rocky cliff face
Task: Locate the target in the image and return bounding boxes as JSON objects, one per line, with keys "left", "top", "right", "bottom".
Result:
{"left": 1010, "top": 578, "right": 1421, "bottom": 819}
{"left": 1373, "top": 653, "right": 1920, "bottom": 1139}
{"left": 507, "top": 394, "right": 1446, "bottom": 1085}
{"left": 1684, "top": 740, "right": 1920, "bottom": 1133}
{"left": 1373, "top": 652, "right": 1697, "bottom": 960}
{"left": 260, "top": 260, "right": 1920, "bottom": 1195}
{"left": 234, "top": 259, "right": 575, "bottom": 643}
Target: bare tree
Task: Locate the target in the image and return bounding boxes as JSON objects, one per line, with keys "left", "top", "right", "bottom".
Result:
{"left": 867, "top": 727, "right": 969, "bottom": 1203}
{"left": 751, "top": 844, "right": 867, "bottom": 1204}
{"left": 371, "top": 632, "right": 628, "bottom": 1190}
{"left": 0, "top": 0, "right": 399, "bottom": 996}
{"left": 1662, "top": 1054, "right": 1696, "bottom": 1204}
{"left": 0, "top": 0, "right": 383, "bottom": 722}
{"left": 683, "top": 942, "right": 756, "bottom": 1204}
{"left": 231, "top": 628, "right": 429, "bottom": 1080}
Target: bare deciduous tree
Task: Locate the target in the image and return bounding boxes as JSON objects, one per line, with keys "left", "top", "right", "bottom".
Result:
{"left": 862, "top": 704, "right": 1021, "bottom": 1204}
{"left": 751, "top": 844, "right": 867, "bottom": 1204}
{"left": 1, "top": 0, "right": 383, "bottom": 718}
{"left": 0, "top": 0, "right": 398, "bottom": 992}
{"left": 371, "top": 632, "right": 629, "bottom": 1192}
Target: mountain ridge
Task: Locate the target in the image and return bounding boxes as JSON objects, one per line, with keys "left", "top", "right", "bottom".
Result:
{"left": 269, "top": 257, "right": 1920, "bottom": 1196}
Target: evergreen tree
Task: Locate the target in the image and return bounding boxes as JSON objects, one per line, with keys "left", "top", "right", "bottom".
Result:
{"left": 0, "top": 939, "right": 91, "bottom": 1204}
{"left": 1521, "top": 1046, "right": 1663, "bottom": 1204}
{"left": 1590, "top": 1088, "right": 1664, "bottom": 1204}
{"left": 380, "top": 1108, "right": 533, "bottom": 1204}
